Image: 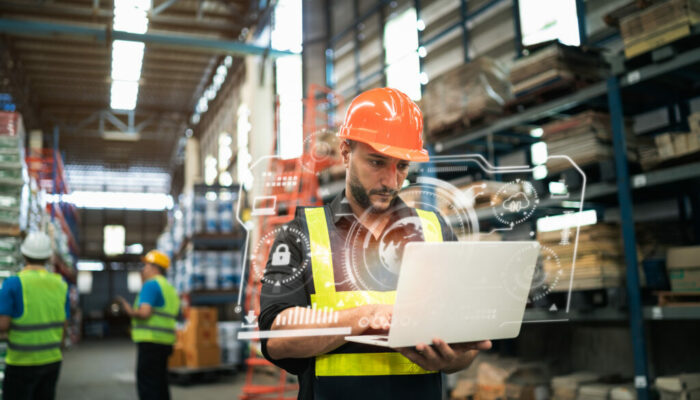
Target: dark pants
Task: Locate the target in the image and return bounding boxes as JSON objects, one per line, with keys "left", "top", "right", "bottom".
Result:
{"left": 136, "top": 342, "right": 173, "bottom": 400}
{"left": 3, "top": 361, "right": 61, "bottom": 400}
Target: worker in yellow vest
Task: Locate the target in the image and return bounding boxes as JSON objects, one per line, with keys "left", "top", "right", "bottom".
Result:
{"left": 118, "top": 250, "right": 179, "bottom": 400}
{"left": 0, "top": 231, "right": 69, "bottom": 400}
{"left": 258, "top": 88, "right": 492, "bottom": 399}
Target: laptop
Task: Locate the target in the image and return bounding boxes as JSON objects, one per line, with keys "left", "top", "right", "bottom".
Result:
{"left": 345, "top": 241, "right": 541, "bottom": 348}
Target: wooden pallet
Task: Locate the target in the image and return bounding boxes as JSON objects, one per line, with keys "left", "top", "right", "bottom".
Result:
{"left": 505, "top": 77, "right": 596, "bottom": 114}
{"left": 656, "top": 291, "right": 700, "bottom": 307}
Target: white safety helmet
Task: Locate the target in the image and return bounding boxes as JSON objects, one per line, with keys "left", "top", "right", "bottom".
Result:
{"left": 21, "top": 231, "right": 52, "bottom": 260}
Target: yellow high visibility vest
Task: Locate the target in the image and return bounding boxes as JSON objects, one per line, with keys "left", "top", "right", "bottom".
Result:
{"left": 6, "top": 269, "right": 67, "bottom": 366}
{"left": 131, "top": 275, "right": 180, "bottom": 345}
{"left": 304, "top": 206, "right": 443, "bottom": 377}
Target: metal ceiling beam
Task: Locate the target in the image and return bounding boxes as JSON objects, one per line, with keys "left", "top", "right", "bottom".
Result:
{"left": 0, "top": 18, "right": 296, "bottom": 57}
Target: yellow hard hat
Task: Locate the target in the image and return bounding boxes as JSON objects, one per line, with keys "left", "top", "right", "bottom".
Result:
{"left": 142, "top": 250, "right": 171, "bottom": 269}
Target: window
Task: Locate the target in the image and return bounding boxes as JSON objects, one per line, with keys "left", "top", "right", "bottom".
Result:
{"left": 519, "top": 0, "right": 581, "bottom": 47}
{"left": 273, "top": 0, "right": 303, "bottom": 159}
{"left": 384, "top": 8, "right": 422, "bottom": 101}
{"left": 104, "top": 225, "right": 126, "bottom": 256}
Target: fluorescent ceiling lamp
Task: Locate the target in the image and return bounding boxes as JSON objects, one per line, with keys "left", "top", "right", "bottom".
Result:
{"left": 113, "top": 0, "right": 150, "bottom": 34}
{"left": 110, "top": 80, "right": 139, "bottom": 110}
{"left": 110, "top": 0, "right": 148, "bottom": 111}
{"left": 111, "top": 41, "right": 145, "bottom": 81}
{"left": 50, "top": 191, "right": 174, "bottom": 211}
{"left": 536, "top": 209, "right": 597, "bottom": 232}
{"left": 77, "top": 261, "right": 105, "bottom": 271}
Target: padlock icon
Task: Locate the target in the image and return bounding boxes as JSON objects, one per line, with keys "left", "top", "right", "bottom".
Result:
{"left": 271, "top": 244, "right": 291, "bottom": 266}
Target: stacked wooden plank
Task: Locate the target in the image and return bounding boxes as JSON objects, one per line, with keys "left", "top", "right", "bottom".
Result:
{"left": 541, "top": 111, "right": 636, "bottom": 173}
{"left": 537, "top": 224, "right": 630, "bottom": 291}
{"left": 509, "top": 42, "right": 606, "bottom": 98}
{"left": 620, "top": 0, "right": 700, "bottom": 58}
{"left": 422, "top": 57, "right": 511, "bottom": 140}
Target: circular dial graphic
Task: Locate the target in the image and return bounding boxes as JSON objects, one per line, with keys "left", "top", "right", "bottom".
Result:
{"left": 491, "top": 179, "right": 540, "bottom": 227}
{"left": 501, "top": 244, "right": 562, "bottom": 303}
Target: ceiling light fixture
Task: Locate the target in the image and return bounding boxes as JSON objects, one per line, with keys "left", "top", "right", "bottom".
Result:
{"left": 109, "top": 0, "right": 150, "bottom": 111}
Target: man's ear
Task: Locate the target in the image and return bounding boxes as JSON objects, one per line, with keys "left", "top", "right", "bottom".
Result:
{"left": 339, "top": 140, "right": 351, "bottom": 167}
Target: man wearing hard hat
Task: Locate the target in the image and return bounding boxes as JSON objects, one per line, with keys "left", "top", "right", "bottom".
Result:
{"left": 118, "top": 250, "right": 179, "bottom": 400}
{"left": 0, "top": 232, "right": 69, "bottom": 400}
{"left": 258, "top": 88, "right": 491, "bottom": 399}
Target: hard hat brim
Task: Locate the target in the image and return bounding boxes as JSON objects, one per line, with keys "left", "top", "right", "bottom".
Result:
{"left": 345, "top": 137, "right": 430, "bottom": 162}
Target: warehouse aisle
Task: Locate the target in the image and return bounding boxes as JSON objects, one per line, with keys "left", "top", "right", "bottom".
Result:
{"left": 56, "top": 339, "right": 245, "bottom": 400}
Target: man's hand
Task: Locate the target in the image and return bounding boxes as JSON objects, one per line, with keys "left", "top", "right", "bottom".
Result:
{"left": 116, "top": 296, "right": 132, "bottom": 316}
{"left": 362, "top": 304, "right": 393, "bottom": 334}
{"left": 398, "top": 338, "right": 492, "bottom": 374}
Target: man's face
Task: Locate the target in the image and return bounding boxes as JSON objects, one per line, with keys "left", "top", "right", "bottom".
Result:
{"left": 342, "top": 141, "right": 410, "bottom": 214}
{"left": 141, "top": 263, "right": 156, "bottom": 281}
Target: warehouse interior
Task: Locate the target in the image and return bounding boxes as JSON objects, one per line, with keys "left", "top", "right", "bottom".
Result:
{"left": 1, "top": 0, "right": 700, "bottom": 399}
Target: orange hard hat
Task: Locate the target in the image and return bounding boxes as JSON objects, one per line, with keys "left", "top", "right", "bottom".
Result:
{"left": 338, "top": 87, "right": 429, "bottom": 162}
{"left": 142, "top": 250, "right": 171, "bottom": 269}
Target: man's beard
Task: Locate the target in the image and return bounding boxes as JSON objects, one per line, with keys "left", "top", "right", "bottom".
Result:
{"left": 348, "top": 168, "right": 398, "bottom": 214}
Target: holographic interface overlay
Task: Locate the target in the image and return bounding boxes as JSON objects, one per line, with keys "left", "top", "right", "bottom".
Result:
{"left": 235, "top": 153, "right": 586, "bottom": 339}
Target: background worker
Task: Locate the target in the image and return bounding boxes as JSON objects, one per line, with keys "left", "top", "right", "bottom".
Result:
{"left": 118, "top": 250, "right": 179, "bottom": 400}
{"left": 0, "top": 231, "right": 70, "bottom": 400}
{"left": 258, "top": 88, "right": 491, "bottom": 399}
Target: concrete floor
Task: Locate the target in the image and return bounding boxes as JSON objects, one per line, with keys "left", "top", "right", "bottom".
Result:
{"left": 56, "top": 339, "right": 246, "bottom": 400}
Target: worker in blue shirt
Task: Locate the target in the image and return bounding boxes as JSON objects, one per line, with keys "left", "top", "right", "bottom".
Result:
{"left": 0, "top": 232, "right": 70, "bottom": 400}
{"left": 118, "top": 250, "right": 179, "bottom": 400}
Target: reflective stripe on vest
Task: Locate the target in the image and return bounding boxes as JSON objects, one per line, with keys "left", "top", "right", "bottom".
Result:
{"left": 305, "top": 206, "right": 443, "bottom": 377}
{"left": 131, "top": 275, "right": 180, "bottom": 345}
{"left": 10, "top": 322, "right": 65, "bottom": 331}
{"left": 6, "top": 269, "right": 67, "bottom": 366}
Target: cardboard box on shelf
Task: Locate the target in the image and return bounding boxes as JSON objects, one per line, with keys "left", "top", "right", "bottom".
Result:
{"left": 182, "top": 320, "right": 219, "bottom": 348}
{"left": 667, "top": 246, "right": 700, "bottom": 269}
{"left": 184, "top": 345, "right": 221, "bottom": 368}
{"left": 188, "top": 307, "right": 218, "bottom": 326}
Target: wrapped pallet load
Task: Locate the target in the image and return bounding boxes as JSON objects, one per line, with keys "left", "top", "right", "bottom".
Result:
{"left": 509, "top": 42, "right": 607, "bottom": 101}
{"left": 421, "top": 57, "right": 512, "bottom": 141}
